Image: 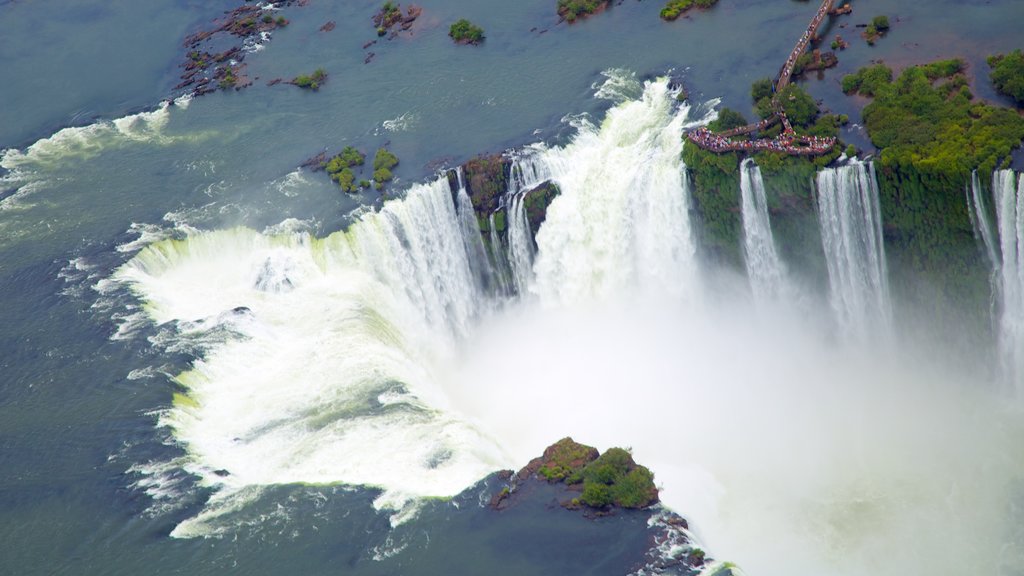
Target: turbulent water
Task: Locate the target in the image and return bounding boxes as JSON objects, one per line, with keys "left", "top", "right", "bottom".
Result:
{"left": 115, "top": 177, "right": 511, "bottom": 536}
{"left": 815, "top": 160, "right": 892, "bottom": 340}
{"left": 739, "top": 158, "right": 788, "bottom": 304}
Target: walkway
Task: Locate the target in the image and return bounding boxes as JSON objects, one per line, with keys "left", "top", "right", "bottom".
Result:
{"left": 689, "top": 0, "right": 845, "bottom": 156}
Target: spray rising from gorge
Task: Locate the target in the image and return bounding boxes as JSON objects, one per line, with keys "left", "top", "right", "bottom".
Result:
{"left": 115, "top": 76, "right": 1024, "bottom": 575}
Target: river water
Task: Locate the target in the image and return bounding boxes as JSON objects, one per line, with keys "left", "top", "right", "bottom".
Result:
{"left": 2, "top": 1, "right": 1024, "bottom": 575}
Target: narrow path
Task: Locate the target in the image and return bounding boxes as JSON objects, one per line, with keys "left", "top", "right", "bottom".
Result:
{"left": 689, "top": 0, "right": 845, "bottom": 156}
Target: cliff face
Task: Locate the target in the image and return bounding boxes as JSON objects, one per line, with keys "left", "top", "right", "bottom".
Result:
{"left": 448, "top": 154, "right": 561, "bottom": 260}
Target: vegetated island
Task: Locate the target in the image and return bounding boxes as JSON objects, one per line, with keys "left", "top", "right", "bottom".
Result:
{"left": 660, "top": 0, "right": 719, "bottom": 22}
{"left": 488, "top": 438, "right": 712, "bottom": 574}
{"left": 861, "top": 14, "right": 890, "bottom": 44}
{"left": 303, "top": 146, "right": 399, "bottom": 193}
{"left": 988, "top": 49, "right": 1024, "bottom": 106}
{"left": 557, "top": 0, "right": 610, "bottom": 23}
{"left": 373, "top": 1, "right": 422, "bottom": 37}
{"left": 449, "top": 19, "right": 485, "bottom": 45}
{"left": 289, "top": 68, "right": 327, "bottom": 90}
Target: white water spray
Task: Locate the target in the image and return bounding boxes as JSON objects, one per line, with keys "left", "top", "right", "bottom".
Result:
{"left": 740, "top": 158, "right": 789, "bottom": 304}
{"left": 993, "top": 169, "right": 1024, "bottom": 390}
{"left": 816, "top": 160, "right": 892, "bottom": 340}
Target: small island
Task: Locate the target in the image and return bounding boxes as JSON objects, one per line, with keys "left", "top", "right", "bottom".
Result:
{"left": 449, "top": 19, "right": 485, "bottom": 45}
{"left": 660, "top": 0, "right": 719, "bottom": 22}
{"left": 557, "top": 0, "right": 610, "bottom": 23}
{"left": 290, "top": 68, "right": 327, "bottom": 90}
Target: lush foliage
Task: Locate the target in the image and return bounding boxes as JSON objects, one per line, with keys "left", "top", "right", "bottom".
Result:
{"left": 659, "top": 0, "right": 718, "bottom": 21}
{"left": 293, "top": 68, "right": 327, "bottom": 90}
{"left": 841, "top": 59, "right": 1024, "bottom": 176}
{"left": 323, "top": 146, "right": 366, "bottom": 193}
{"left": 988, "top": 49, "right": 1024, "bottom": 105}
{"left": 369, "top": 148, "right": 399, "bottom": 189}
{"left": 575, "top": 448, "right": 658, "bottom": 509}
{"left": 872, "top": 15, "right": 890, "bottom": 30}
{"left": 449, "top": 19, "right": 484, "bottom": 44}
{"left": 557, "top": 0, "right": 608, "bottom": 22}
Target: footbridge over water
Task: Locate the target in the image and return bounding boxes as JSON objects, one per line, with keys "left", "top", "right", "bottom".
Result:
{"left": 688, "top": 0, "right": 847, "bottom": 156}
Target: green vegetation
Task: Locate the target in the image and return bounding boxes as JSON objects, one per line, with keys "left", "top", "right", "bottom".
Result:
{"left": 218, "top": 67, "right": 237, "bottom": 90}
{"left": 323, "top": 146, "right": 366, "bottom": 193}
{"left": 863, "top": 15, "right": 890, "bottom": 45}
{"left": 292, "top": 68, "right": 327, "bottom": 90}
{"left": 841, "top": 59, "right": 1024, "bottom": 175}
{"left": 372, "top": 148, "right": 399, "bottom": 189}
{"left": 557, "top": 0, "right": 609, "bottom": 23}
{"left": 988, "top": 49, "right": 1024, "bottom": 105}
{"left": 536, "top": 438, "right": 599, "bottom": 482}
{"left": 660, "top": 0, "right": 718, "bottom": 21}
{"left": 449, "top": 19, "right": 485, "bottom": 44}
{"left": 841, "top": 59, "right": 1024, "bottom": 327}
{"left": 277, "top": 16, "right": 288, "bottom": 26}
{"left": 575, "top": 448, "right": 658, "bottom": 509}
{"left": 529, "top": 439, "right": 657, "bottom": 510}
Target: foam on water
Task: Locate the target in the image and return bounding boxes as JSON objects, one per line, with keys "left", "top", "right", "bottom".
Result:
{"left": 115, "top": 178, "right": 513, "bottom": 536}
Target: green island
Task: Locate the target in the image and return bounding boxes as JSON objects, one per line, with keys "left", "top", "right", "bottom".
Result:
{"left": 323, "top": 146, "right": 367, "bottom": 193}
{"left": 372, "top": 148, "right": 399, "bottom": 190}
{"left": 660, "top": 0, "right": 719, "bottom": 22}
{"left": 449, "top": 19, "right": 485, "bottom": 44}
{"left": 557, "top": 0, "right": 610, "bottom": 23}
{"left": 292, "top": 68, "right": 327, "bottom": 90}
{"left": 863, "top": 14, "right": 890, "bottom": 44}
{"left": 988, "top": 49, "right": 1024, "bottom": 105}
{"left": 520, "top": 437, "right": 659, "bottom": 510}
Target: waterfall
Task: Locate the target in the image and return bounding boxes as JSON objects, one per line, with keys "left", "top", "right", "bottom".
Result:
{"left": 968, "top": 170, "right": 999, "bottom": 269}
{"left": 114, "top": 76, "right": 714, "bottom": 537}
{"left": 526, "top": 78, "right": 703, "bottom": 304}
{"left": 115, "top": 176, "right": 511, "bottom": 536}
{"left": 504, "top": 155, "right": 550, "bottom": 296}
{"left": 740, "top": 158, "right": 788, "bottom": 304}
{"left": 993, "top": 169, "right": 1024, "bottom": 390}
{"left": 816, "top": 160, "right": 892, "bottom": 340}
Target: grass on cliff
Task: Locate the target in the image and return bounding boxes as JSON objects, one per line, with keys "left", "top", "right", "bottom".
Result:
{"left": 841, "top": 59, "right": 1024, "bottom": 176}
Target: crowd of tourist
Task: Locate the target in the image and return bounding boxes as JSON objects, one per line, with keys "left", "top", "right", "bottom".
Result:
{"left": 688, "top": 127, "right": 835, "bottom": 155}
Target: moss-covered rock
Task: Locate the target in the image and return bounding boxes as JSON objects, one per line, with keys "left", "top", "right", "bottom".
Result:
{"left": 518, "top": 438, "right": 658, "bottom": 511}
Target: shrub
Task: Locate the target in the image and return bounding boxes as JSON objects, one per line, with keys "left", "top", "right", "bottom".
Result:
{"left": 373, "top": 148, "right": 399, "bottom": 171}
{"left": 872, "top": 15, "right": 890, "bottom": 30}
{"left": 449, "top": 19, "right": 485, "bottom": 44}
{"left": 331, "top": 167, "right": 357, "bottom": 192}
{"left": 373, "top": 167, "right": 393, "bottom": 186}
{"left": 293, "top": 68, "right": 327, "bottom": 90}
{"left": 988, "top": 49, "right": 1024, "bottom": 105}
{"left": 558, "top": 0, "right": 609, "bottom": 21}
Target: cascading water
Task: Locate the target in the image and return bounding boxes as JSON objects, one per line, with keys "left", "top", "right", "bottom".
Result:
{"left": 115, "top": 177, "right": 512, "bottom": 536}
{"left": 993, "top": 169, "right": 1024, "bottom": 390}
{"left": 504, "top": 155, "right": 551, "bottom": 296}
{"left": 816, "top": 160, "right": 892, "bottom": 340}
{"left": 739, "top": 158, "right": 788, "bottom": 304}
{"left": 524, "top": 78, "right": 706, "bottom": 304}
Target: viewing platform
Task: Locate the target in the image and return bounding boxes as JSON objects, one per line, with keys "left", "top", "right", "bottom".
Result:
{"left": 688, "top": 0, "right": 846, "bottom": 156}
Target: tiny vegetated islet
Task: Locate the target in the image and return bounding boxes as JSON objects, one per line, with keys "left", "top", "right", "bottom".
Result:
{"left": 323, "top": 146, "right": 367, "bottom": 193}
{"left": 988, "top": 49, "right": 1024, "bottom": 106}
{"left": 527, "top": 438, "right": 659, "bottom": 510}
{"left": 557, "top": 0, "right": 610, "bottom": 23}
{"left": 291, "top": 68, "right": 327, "bottom": 90}
{"left": 660, "top": 0, "right": 718, "bottom": 22}
{"left": 863, "top": 14, "right": 890, "bottom": 45}
{"left": 372, "top": 148, "right": 400, "bottom": 190}
{"left": 373, "top": 1, "right": 421, "bottom": 37}
{"left": 449, "top": 19, "right": 485, "bottom": 45}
